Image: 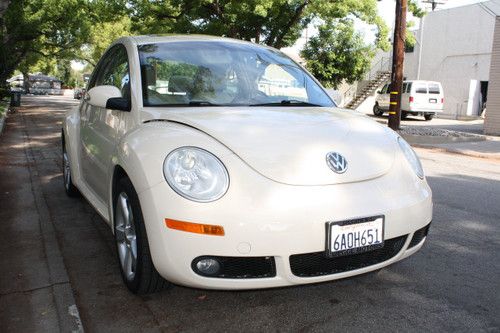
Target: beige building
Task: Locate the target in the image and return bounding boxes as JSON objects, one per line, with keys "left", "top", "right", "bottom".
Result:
{"left": 403, "top": 2, "right": 498, "bottom": 120}
{"left": 486, "top": 17, "right": 500, "bottom": 135}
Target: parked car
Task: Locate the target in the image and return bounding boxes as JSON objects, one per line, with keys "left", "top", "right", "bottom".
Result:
{"left": 73, "top": 88, "right": 85, "bottom": 99}
{"left": 374, "top": 80, "right": 444, "bottom": 121}
{"left": 62, "top": 36, "right": 432, "bottom": 294}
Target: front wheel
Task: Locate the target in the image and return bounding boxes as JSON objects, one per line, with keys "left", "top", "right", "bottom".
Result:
{"left": 114, "top": 177, "right": 170, "bottom": 294}
{"left": 373, "top": 104, "right": 384, "bottom": 117}
{"left": 424, "top": 113, "right": 434, "bottom": 121}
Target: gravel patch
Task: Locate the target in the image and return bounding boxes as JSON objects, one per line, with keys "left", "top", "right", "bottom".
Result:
{"left": 399, "top": 126, "right": 485, "bottom": 138}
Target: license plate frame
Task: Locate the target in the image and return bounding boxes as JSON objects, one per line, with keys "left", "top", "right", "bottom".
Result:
{"left": 325, "top": 215, "right": 385, "bottom": 258}
{"left": 429, "top": 98, "right": 437, "bottom": 103}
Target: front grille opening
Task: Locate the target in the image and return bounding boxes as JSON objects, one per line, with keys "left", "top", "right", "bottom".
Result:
{"left": 289, "top": 235, "right": 408, "bottom": 277}
{"left": 408, "top": 223, "right": 431, "bottom": 249}
{"left": 192, "top": 256, "right": 276, "bottom": 279}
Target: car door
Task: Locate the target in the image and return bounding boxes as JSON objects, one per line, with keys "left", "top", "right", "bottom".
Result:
{"left": 412, "top": 82, "right": 429, "bottom": 110}
{"left": 80, "top": 44, "right": 131, "bottom": 203}
{"left": 378, "top": 84, "right": 390, "bottom": 110}
{"left": 426, "top": 82, "right": 443, "bottom": 111}
{"left": 401, "top": 82, "right": 411, "bottom": 111}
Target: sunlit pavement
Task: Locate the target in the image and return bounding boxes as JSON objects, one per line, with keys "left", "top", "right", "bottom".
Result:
{"left": 370, "top": 113, "right": 486, "bottom": 135}
{"left": 1, "top": 95, "right": 499, "bottom": 332}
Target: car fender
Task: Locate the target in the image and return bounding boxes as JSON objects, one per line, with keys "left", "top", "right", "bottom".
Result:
{"left": 108, "top": 120, "right": 235, "bottom": 214}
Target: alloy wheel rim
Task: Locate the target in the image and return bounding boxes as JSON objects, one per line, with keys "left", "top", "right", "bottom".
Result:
{"left": 115, "top": 192, "right": 137, "bottom": 281}
{"left": 63, "top": 151, "right": 71, "bottom": 190}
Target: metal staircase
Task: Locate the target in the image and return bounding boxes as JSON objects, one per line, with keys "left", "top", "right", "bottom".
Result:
{"left": 344, "top": 56, "right": 392, "bottom": 110}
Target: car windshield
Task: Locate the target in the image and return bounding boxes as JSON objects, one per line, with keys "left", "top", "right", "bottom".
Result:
{"left": 138, "top": 41, "right": 335, "bottom": 107}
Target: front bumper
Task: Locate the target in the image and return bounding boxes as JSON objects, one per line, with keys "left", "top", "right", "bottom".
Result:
{"left": 138, "top": 154, "right": 433, "bottom": 290}
{"left": 406, "top": 108, "right": 443, "bottom": 114}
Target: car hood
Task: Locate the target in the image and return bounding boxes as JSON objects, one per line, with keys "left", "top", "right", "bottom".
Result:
{"left": 142, "top": 107, "right": 397, "bottom": 185}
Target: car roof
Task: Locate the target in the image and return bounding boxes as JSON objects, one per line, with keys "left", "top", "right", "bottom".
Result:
{"left": 123, "top": 34, "right": 259, "bottom": 47}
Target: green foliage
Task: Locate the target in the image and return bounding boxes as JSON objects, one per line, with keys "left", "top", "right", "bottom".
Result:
{"left": 78, "top": 16, "right": 132, "bottom": 66}
{"left": 405, "top": 21, "right": 417, "bottom": 51}
{"left": 301, "top": 20, "right": 374, "bottom": 89}
{"left": 409, "top": 0, "right": 426, "bottom": 18}
{"left": 127, "top": 0, "right": 389, "bottom": 50}
{"left": 0, "top": 100, "right": 8, "bottom": 118}
{"left": 0, "top": 0, "right": 426, "bottom": 96}
{"left": 0, "top": 0, "right": 93, "bottom": 95}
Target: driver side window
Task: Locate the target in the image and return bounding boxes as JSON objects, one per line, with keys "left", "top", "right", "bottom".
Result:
{"left": 88, "top": 45, "right": 130, "bottom": 100}
{"left": 257, "top": 64, "right": 307, "bottom": 101}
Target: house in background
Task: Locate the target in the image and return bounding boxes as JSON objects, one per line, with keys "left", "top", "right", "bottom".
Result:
{"left": 7, "top": 73, "right": 63, "bottom": 95}
{"left": 404, "top": 0, "right": 499, "bottom": 120}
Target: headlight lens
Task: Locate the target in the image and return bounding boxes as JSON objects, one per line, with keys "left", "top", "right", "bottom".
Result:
{"left": 398, "top": 137, "right": 424, "bottom": 179}
{"left": 163, "top": 147, "right": 229, "bottom": 202}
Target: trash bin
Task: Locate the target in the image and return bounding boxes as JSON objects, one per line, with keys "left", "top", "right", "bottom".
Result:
{"left": 10, "top": 92, "right": 21, "bottom": 107}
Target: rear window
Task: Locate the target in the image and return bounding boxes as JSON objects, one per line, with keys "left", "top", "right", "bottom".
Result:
{"left": 415, "top": 84, "right": 427, "bottom": 94}
{"left": 402, "top": 83, "right": 407, "bottom": 93}
{"left": 428, "top": 83, "right": 440, "bottom": 94}
{"left": 406, "top": 82, "right": 412, "bottom": 93}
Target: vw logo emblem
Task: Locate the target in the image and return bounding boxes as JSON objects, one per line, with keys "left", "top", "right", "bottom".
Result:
{"left": 326, "top": 152, "right": 348, "bottom": 174}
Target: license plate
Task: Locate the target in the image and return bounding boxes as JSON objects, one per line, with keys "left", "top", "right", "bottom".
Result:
{"left": 429, "top": 98, "right": 437, "bottom": 103}
{"left": 326, "top": 216, "right": 384, "bottom": 257}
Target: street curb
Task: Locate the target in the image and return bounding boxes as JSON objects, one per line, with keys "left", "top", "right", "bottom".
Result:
{"left": 413, "top": 144, "right": 500, "bottom": 161}
{"left": 0, "top": 114, "right": 5, "bottom": 136}
{"left": 0, "top": 104, "right": 8, "bottom": 137}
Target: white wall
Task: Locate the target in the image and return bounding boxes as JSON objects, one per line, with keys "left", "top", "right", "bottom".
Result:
{"left": 404, "top": 1, "right": 499, "bottom": 118}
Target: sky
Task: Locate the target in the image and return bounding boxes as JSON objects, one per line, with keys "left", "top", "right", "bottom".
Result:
{"left": 378, "top": 0, "right": 488, "bottom": 29}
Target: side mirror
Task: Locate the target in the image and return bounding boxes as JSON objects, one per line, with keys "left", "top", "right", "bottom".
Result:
{"left": 86, "top": 85, "right": 130, "bottom": 112}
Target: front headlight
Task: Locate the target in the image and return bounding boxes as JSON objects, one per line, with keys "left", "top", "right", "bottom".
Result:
{"left": 163, "top": 147, "right": 229, "bottom": 202}
{"left": 398, "top": 137, "right": 424, "bottom": 179}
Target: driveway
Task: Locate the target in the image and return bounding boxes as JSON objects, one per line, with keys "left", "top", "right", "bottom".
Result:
{"left": 1, "top": 95, "right": 499, "bottom": 332}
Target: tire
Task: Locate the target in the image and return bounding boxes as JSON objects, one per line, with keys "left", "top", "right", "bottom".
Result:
{"left": 62, "top": 141, "right": 80, "bottom": 197}
{"left": 114, "top": 177, "right": 170, "bottom": 294}
{"left": 373, "top": 104, "right": 384, "bottom": 117}
{"left": 401, "top": 111, "right": 409, "bottom": 120}
{"left": 424, "top": 113, "right": 434, "bottom": 121}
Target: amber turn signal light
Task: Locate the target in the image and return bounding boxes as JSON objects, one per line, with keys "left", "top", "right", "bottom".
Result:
{"left": 165, "top": 219, "right": 225, "bottom": 236}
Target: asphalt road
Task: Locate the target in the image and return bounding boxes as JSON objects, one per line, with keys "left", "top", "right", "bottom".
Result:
{"left": 1, "top": 95, "right": 499, "bottom": 332}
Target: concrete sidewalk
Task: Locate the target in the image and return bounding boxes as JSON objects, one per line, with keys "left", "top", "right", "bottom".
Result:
{"left": 0, "top": 101, "right": 83, "bottom": 332}
{"left": 363, "top": 111, "right": 500, "bottom": 161}
{"left": 414, "top": 139, "right": 500, "bottom": 161}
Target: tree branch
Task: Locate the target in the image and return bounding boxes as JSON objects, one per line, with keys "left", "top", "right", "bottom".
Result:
{"left": 273, "top": 0, "right": 309, "bottom": 49}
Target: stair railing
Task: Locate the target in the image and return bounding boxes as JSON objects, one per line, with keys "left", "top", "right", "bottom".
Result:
{"left": 343, "top": 56, "right": 393, "bottom": 108}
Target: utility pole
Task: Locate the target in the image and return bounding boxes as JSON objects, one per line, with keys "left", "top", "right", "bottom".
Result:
{"left": 388, "top": 0, "right": 407, "bottom": 131}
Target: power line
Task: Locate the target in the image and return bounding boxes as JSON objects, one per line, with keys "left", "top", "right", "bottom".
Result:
{"left": 421, "top": 0, "right": 446, "bottom": 11}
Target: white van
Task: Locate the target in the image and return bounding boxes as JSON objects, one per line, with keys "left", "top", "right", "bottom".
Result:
{"left": 373, "top": 80, "right": 444, "bottom": 121}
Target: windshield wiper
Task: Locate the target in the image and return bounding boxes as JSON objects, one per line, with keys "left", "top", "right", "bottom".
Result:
{"left": 188, "top": 101, "right": 221, "bottom": 106}
{"left": 250, "top": 100, "right": 322, "bottom": 107}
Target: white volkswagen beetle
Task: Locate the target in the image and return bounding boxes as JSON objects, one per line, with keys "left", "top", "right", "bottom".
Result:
{"left": 63, "top": 35, "right": 432, "bottom": 294}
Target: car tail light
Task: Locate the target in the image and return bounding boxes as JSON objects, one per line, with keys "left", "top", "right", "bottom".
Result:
{"left": 409, "top": 96, "right": 414, "bottom": 103}
{"left": 441, "top": 98, "right": 444, "bottom": 104}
